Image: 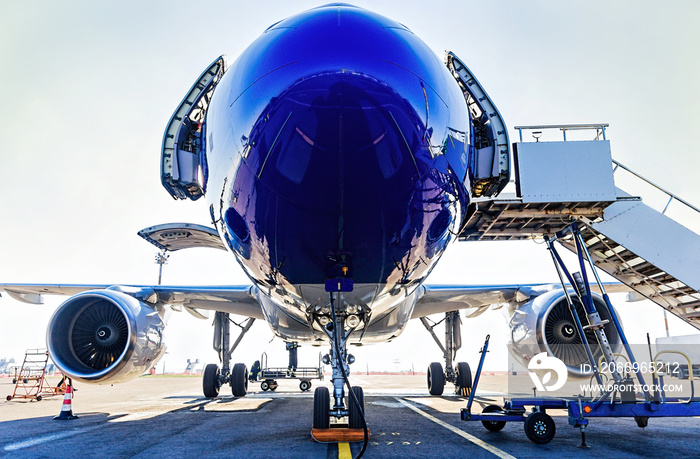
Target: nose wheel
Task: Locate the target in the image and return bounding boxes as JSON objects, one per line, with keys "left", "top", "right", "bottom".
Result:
{"left": 313, "top": 386, "right": 330, "bottom": 429}
{"left": 349, "top": 386, "right": 365, "bottom": 429}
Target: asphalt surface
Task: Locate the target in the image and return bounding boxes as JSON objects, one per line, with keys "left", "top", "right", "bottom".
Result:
{"left": 2, "top": 374, "right": 700, "bottom": 458}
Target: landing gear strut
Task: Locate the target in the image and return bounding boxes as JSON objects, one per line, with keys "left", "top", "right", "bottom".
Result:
{"left": 312, "top": 292, "right": 366, "bottom": 433}
{"left": 421, "top": 311, "right": 472, "bottom": 396}
{"left": 203, "top": 312, "right": 255, "bottom": 398}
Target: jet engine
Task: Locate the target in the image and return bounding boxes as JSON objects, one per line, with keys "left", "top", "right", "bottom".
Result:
{"left": 47, "top": 289, "right": 166, "bottom": 384}
{"left": 507, "top": 289, "right": 621, "bottom": 378}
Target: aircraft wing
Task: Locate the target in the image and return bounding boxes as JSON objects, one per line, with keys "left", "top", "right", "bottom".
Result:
{"left": 0, "top": 283, "right": 264, "bottom": 319}
{"left": 412, "top": 282, "right": 631, "bottom": 319}
{"left": 2, "top": 281, "right": 630, "bottom": 322}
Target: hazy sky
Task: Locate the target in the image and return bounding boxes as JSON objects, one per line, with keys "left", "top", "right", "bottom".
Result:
{"left": 1, "top": 1, "right": 699, "bottom": 375}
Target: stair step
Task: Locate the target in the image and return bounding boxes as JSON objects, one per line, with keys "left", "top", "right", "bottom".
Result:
{"left": 618, "top": 263, "right": 663, "bottom": 278}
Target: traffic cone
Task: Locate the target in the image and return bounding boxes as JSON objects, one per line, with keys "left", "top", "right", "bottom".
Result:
{"left": 53, "top": 378, "right": 78, "bottom": 420}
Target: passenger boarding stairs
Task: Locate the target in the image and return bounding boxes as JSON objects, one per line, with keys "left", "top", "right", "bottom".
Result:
{"left": 459, "top": 124, "right": 700, "bottom": 328}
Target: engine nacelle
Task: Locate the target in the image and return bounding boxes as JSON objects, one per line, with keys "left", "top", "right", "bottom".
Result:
{"left": 47, "top": 289, "right": 166, "bottom": 384}
{"left": 508, "top": 289, "right": 621, "bottom": 378}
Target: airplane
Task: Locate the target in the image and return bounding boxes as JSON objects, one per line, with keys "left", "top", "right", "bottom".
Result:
{"left": 0, "top": 2, "right": 675, "bottom": 439}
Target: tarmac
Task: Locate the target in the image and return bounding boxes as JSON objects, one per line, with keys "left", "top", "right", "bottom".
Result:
{"left": 2, "top": 374, "right": 700, "bottom": 458}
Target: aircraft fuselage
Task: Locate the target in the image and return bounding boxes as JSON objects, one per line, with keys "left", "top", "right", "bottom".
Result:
{"left": 205, "top": 5, "right": 472, "bottom": 342}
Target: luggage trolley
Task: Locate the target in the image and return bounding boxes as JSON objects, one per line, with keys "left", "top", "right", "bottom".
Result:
{"left": 253, "top": 350, "right": 324, "bottom": 392}
{"left": 462, "top": 223, "right": 700, "bottom": 445}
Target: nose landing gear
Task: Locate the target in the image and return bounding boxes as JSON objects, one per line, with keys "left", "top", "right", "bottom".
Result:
{"left": 311, "top": 292, "right": 368, "bottom": 447}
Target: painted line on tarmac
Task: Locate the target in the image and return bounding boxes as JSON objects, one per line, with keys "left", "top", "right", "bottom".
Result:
{"left": 4, "top": 425, "right": 100, "bottom": 452}
{"left": 395, "top": 397, "right": 516, "bottom": 459}
{"left": 338, "top": 442, "right": 352, "bottom": 459}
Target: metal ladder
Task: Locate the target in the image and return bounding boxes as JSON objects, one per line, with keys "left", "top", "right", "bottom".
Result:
{"left": 459, "top": 124, "right": 700, "bottom": 330}
{"left": 559, "top": 216, "right": 700, "bottom": 327}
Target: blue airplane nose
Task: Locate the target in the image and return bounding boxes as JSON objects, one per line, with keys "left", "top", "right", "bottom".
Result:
{"left": 208, "top": 4, "right": 468, "bottom": 285}
{"left": 215, "top": 4, "right": 462, "bottom": 212}
{"left": 244, "top": 70, "right": 428, "bottom": 213}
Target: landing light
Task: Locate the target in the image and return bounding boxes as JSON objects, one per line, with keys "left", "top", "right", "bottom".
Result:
{"left": 346, "top": 315, "right": 360, "bottom": 328}
{"left": 318, "top": 316, "right": 330, "bottom": 326}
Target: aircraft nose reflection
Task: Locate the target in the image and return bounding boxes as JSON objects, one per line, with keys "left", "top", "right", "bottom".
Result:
{"left": 244, "top": 71, "right": 429, "bottom": 213}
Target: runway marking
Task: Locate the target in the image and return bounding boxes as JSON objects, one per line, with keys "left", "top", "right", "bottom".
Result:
{"left": 338, "top": 442, "right": 351, "bottom": 459}
{"left": 3, "top": 426, "right": 99, "bottom": 452}
{"left": 109, "top": 411, "right": 168, "bottom": 422}
{"left": 395, "top": 397, "right": 516, "bottom": 459}
{"left": 202, "top": 397, "right": 272, "bottom": 411}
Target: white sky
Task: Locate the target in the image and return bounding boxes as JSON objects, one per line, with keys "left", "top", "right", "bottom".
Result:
{"left": 1, "top": 1, "right": 699, "bottom": 375}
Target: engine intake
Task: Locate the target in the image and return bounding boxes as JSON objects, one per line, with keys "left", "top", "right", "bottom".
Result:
{"left": 47, "top": 289, "right": 165, "bottom": 384}
{"left": 508, "top": 289, "right": 621, "bottom": 378}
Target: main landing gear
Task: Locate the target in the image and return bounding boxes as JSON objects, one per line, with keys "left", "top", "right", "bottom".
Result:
{"left": 203, "top": 312, "right": 255, "bottom": 398}
{"left": 312, "top": 293, "right": 366, "bottom": 433}
{"left": 421, "top": 311, "right": 472, "bottom": 396}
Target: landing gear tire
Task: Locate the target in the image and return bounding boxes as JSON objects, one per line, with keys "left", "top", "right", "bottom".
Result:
{"left": 427, "top": 362, "right": 445, "bottom": 396}
{"left": 456, "top": 362, "right": 472, "bottom": 396}
{"left": 481, "top": 405, "right": 506, "bottom": 432}
{"left": 524, "top": 411, "right": 556, "bottom": 444}
{"left": 231, "top": 363, "right": 248, "bottom": 397}
{"left": 348, "top": 386, "right": 365, "bottom": 429}
{"left": 269, "top": 381, "right": 278, "bottom": 391}
{"left": 203, "top": 363, "right": 220, "bottom": 398}
{"left": 260, "top": 380, "right": 270, "bottom": 391}
{"left": 36, "top": 395, "right": 42, "bottom": 402}
{"left": 313, "top": 386, "right": 330, "bottom": 429}
{"left": 299, "top": 380, "right": 312, "bottom": 392}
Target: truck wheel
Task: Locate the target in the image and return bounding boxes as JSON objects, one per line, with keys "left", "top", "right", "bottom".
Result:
{"left": 524, "top": 411, "right": 556, "bottom": 444}
{"left": 481, "top": 405, "right": 506, "bottom": 432}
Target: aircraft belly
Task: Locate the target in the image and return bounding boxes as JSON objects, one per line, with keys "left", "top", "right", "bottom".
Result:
{"left": 258, "top": 283, "right": 419, "bottom": 343}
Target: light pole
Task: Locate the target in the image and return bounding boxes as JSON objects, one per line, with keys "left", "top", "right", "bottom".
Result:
{"left": 155, "top": 251, "right": 169, "bottom": 285}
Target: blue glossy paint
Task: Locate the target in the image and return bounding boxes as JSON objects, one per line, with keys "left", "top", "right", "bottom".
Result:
{"left": 204, "top": 4, "right": 473, "bottom": 339}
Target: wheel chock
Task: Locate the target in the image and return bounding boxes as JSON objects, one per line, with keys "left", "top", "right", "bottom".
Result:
{"left": 311, "top": 427, "right": 368, "bottom": 443}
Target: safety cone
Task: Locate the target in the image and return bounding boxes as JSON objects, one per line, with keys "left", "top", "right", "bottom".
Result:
{"left": 53, "top": 378, "right": 78, "bottom": 420}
